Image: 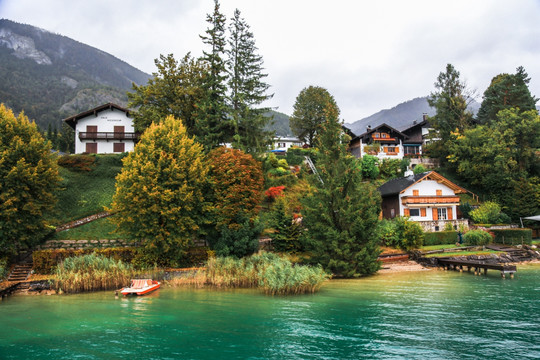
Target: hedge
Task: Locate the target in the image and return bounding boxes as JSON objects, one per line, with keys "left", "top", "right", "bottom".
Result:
{"left": 33, "top": 247, "right": 213, "bottom": 274}
{"left": 423, "top": 231, "right": 458, "bottom": 246}
{"left": 491, "top": 228, "right": 532, "bottom": 245}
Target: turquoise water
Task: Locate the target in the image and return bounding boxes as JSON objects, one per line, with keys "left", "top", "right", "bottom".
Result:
{"left": 1, "top": 265, "right": 540, "bottom": 359}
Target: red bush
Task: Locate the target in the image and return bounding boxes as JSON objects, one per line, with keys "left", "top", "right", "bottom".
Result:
{"left": 265, "top": 186, "right": 286, "bottom": 200}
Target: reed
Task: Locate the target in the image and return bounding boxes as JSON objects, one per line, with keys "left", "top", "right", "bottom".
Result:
{"left": 166, "top": 269, "right": 207, "bottom": 287}
{"left": 205, "top": 252, "right": 330, "bottom": 295}
{"left": 54, "top": 253, "right": 135, "bottom": 293}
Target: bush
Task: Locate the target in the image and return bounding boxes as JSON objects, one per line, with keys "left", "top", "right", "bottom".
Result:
{"left": 423, "top": 231, "right": 458, "bottom": 246}
{"left": 413, "top": 164, "right": 427, "bottom": 174}
{"left": 491, "top": 228, "right": 532, "bottom": 245}
{"left": 0, "top": 258, "right": 8, "bottom": 281}
{"left": 377, "top": 219, "right": 400, "bottom": 248}
{"left": 269, "top": 198, "right": 303, "bottom": 253}
{"left": 470, "top": 201, "right": 503, "bottom": 224}
{"left": 57, "top": 154, "right": 96, "bottom": 172}
{"left": 377, "top": 217, "right": 424, "bottom": 250}
{"left": 211, "top": 216, "right": 262, "bottom": 258}
{"left": 463, "top": 230, "right": 492, "bottom": 246}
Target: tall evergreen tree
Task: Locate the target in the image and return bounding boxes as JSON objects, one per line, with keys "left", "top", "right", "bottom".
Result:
{"left": 227, "top": 9, "right": 274, "bottom": 155}
{"left": 301, "top": 100, "right": 381, "bottom": 277}
{"left": 476, "top": 66, "right": 538, "bottom": 125}
{"left": 427, "top": 64, "right": 473, "bottom": 145}
{"left": 196, "top": 0, "right": 231, "bottom": 150}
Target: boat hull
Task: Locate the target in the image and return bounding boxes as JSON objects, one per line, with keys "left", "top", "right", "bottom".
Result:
{"left": 121, "top": 280, "right": 160, "bottom": 296}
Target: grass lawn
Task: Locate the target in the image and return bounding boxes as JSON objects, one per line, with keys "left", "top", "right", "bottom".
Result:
{"left": 46, "top": 155, "right": 122, "bottom": 225}
{"left": 421, "top": 244, "right": 462, "bottom": 251}
{"left": 424, "top": 250, "right": 498, "bottom": 258}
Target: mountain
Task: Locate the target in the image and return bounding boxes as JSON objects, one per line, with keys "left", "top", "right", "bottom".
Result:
{"left": 267, "top": 110, "right": 292, "bottom": 137}
{"left": 345, "top": 96, "right": 480, "bottom": 135}
{"left": 0, "top": 19, "right": 151, "bottom": 128}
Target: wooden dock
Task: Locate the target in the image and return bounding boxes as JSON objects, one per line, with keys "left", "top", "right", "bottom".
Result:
{"left": 437, "top": 258, "right": 517, "bottom": 278}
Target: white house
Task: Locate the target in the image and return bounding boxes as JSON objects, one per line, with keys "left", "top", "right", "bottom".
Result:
{"left": 272, "top": 136, "right": 304, "bottom": 151}
{"left": 64, "top": 103, "right": 138, "bottom": 154}
{"left": 348, "top": 123, "right": 407, "bottom": 160}
{"left": 378, "top": 171, "right": 470, "bottom": 232}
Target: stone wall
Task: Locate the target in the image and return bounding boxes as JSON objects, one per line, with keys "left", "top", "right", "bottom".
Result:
{"left": 410, "top": 158, "right": 440, "bottom": 169}
{"left": 417, "top": 219, "right": 469, "bottom": 232}
{"left": 36, "top": 239, "right": 139, "bottom": 251}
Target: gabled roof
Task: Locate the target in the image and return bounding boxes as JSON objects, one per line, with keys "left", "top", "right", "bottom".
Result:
{"left": 378, "top": 171, "right": 469, "bottom": 197}
{"left": 63, "top": 103, "right": 131, "bottom": 129}
{"left": 351, "top": 122, "right": 408, "bottom": 142}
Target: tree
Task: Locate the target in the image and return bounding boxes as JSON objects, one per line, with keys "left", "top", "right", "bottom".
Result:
{"left": 290, "top": 86, "right": 340, "bottom": 147}
{"left": 476, "top": 66, "right": 538, "bottom": 125}
{"left": 427, "top": 64, "right": 473, "bottom": 159}
{"left": 205, "top": 147, "right": 264, "bottom": 257}
{"left": 109, "top": 116, "right": 208, "bottom": 266}
{"left": 227, "top": 9, "right": 274, "bottom": 154}
{"left": 196, "top": 0, "right": 231, "bottom": 150}
{"left": 128, "top": 53, "right": 206, "bottom": 134}
{"left": 300, "top": 100, "right": 382, "bottom": 277}
{"left": 0, "top": 104, "right": 60, "bottom": 258}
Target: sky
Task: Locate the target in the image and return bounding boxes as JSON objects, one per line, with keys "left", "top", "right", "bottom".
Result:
{"left": 1, "top": 0, "right": 540, "bottom": 124}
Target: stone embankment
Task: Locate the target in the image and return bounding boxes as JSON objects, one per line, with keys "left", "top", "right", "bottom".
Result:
{"left": 36, "top": 239, "right": 139, "bottom": 251}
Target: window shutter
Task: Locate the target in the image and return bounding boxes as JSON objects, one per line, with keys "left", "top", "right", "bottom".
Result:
{"left": 421, "top": 208, "right": 426, "bottom": 217}
{"left": 383, "top": 146, "right": 388, "bottom": 153}
{"left": 404, "top": 208, "right": 410, "bottom": 217}
{"left": 396, "top": 147, "right": 399, "bottom": 153}
{"left": 436, "top": 189, "right": 442, "bottom": 196}
{"left": 413, "top": 190, "right": 419, "bottom": 196}
{"left": 447, "top": 207, "right": 453, "bottom": 220}
{"left": 432, "top": 208, "right": 438, "bottom": 220}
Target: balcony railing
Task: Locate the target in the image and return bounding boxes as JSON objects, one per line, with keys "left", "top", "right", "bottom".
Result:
{"left": 79, "top": 132, "right": 139, "bottom": 141}
{"left": 402, "top": 196, "right": 460, "bottom": 205}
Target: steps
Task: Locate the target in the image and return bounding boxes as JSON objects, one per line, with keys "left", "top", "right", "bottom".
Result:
{"left": 7, "top": 262, "right": 33, "bottom": 282}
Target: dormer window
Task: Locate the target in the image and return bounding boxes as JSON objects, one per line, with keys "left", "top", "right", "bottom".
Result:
{"left": 374, "top": 133, "right": 380, "bottom": 138}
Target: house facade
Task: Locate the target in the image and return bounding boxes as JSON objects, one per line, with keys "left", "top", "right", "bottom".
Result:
{"left": 378, "top": 171, "right": 470, "bottom": 232}
{"left": 348, "top": 123, "right": 407, "bottom": 160}
{"left": 64, "top": 103, "right": 138, "bottom": 154}
{"left": 272, "top": 136, "right": 304, "bottom": 151}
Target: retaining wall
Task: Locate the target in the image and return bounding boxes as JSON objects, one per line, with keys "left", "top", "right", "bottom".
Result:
{"left": 36, "top": 239, "right": 139, "bottom": 251}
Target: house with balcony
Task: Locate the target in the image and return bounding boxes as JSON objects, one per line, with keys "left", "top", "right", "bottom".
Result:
{"left": 348, "top": 123, "right": 407, "bottom": 160}
{"left": 378, "top": 171, "right": 470, "bottom": 232}
{"left": 64, "top": 103, "right": 138, "bottom": 154}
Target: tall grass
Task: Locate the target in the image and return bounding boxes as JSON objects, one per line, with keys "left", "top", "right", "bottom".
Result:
{"left": 205, "top": 252, "right": 330, "bottom": 295}
{"left": 54, "top": 253, "right": 134, "bottom": 293}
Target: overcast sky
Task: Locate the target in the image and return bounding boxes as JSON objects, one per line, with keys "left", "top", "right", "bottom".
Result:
{"left": 1, "top": 0, "right": 539, "bottom": 123}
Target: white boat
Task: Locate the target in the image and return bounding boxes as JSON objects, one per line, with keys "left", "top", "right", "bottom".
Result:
{"left": 120, "top": 279, "right": 160, "bottom": 296}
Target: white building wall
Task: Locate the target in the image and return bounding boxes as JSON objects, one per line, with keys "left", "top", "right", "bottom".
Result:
{"left": 273, "top": 137, "right": 303, "bottom": 151}
{"left": 74, "top": 109, "right": 135, "bottom": 154}
{"left": 398, "top": 180, "right": 457, "bottom": 220}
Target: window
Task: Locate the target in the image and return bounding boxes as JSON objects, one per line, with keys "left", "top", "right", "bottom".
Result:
{"left": 374, "top": 133, "right": 380, "bottom": 138}
{"left": 390, "top": 208, "right": 395, "bottom": 217}
{"left": 436, "top": 189, "right": 442, "bottom": 196}
{"left": 413, "top": 190, "right": 419, "bottom": 196}
{"left": 85, "top": 143, "right": 97, "bottom": 154}
{"left": 409, "top": 209, "right": 420, "bottom": 217}
{"left": 404, "top": 146, "right": 420, "bottom": 155}
{"left": 386, "top": 146, "right": 397, "bottom": 153}
{"left": 113, "top": 143, "right": 125, "bottom": 153}
{"left": 381, "top": 133, "right": 388, "bottom": 138}
{"left": 277, "top": 142, "right": 286, "bottom": 148}
{"left": 437, "top": 208, "right": 447, "bottom": 220}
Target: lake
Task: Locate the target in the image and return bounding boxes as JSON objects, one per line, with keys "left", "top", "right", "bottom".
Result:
{"left": 1, "top": 264, "right": 540, "bottom": 359}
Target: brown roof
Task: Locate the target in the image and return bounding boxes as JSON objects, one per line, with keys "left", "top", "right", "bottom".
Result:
{"left": 63, "top": 103, "right": 131, "bottom": 129}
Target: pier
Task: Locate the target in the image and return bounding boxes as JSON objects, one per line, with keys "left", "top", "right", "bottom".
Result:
{"left": 437, "top": 258, "right": 516, "bottom": 278}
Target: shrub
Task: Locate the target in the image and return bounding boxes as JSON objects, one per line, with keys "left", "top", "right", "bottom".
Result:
{"left": 377, "top": 219, "right": 400, "bottom": 248}
{"left": 377, "top": 218, "right": 423, "bottom": 250}
{"left": 211, "top": 216, "right": 262, "bottom": 258}
{"left": 0, "top": 258, "right": 8, "bottom": 281}
{"left": 265, "top": 186, "right": 286, "bottom": 200}
{"left": 269, "top": 198, "right": 303, "bottom": 253}
{"left": 379, "top": 159, "right": 402, "bottom": 179}
{"left": 459, "top": 202, "right": 474, "bottom": 219}
{"left": 491, "top": 228, "right": 532, "bottom": 245}
{"left": 470, "top": 201, "right": 503, "bottom": 224}
{"left": 360, "top": 155, "right": 379, "bottom": 179}
{"left": 423, "top": 231, "right": 458, "bottom": 246}
{"left": 54, "top": 253, "right": 134, "bottom": 293}
{"left": 57, "top": 154, "right": 96, "bottom": 172}
{"left": 463, "top": 230, "right": 492, "bottom": 246}
{"left": 413, "top": 164, "right": 427, "bottom": 174}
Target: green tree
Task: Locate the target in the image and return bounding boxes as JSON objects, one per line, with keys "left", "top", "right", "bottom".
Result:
{"left": 476, "top": 66, "right": 538, "bottom": 125}
{"left": 269, "top": 197, "right": 303, "bottom": 253}
{"left": 0, "top": 104, "right": 60, "bottom": 258}
{"left": 196, "top": 0, "right": 231, "bottom": 150}
{"left": 128, "top": 53, "right": 206, "bottom": 134}
{"left": 227, "top": 9, "right": 274, "bottom": 154}
{"left": 301, "top": 100, "right": 382, "bottom": 277}
{"left": 290, "top": 86, "right": 340, "bottom": 147}
{"left": 109, "top": 116, "right": 208, "bottom": 266}
{"left": 427, "top": 64, "right": 473, "bottom": 159}
{"left": 360, "top": 155, "right": 379, "bottom": 179}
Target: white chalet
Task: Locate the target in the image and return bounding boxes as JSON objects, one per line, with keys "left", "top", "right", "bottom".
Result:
{"left": 64, "top": 103, "right": 138, "bottom": 154}
{"left": 272, "top": 136, "right": 304, "bottom": 152}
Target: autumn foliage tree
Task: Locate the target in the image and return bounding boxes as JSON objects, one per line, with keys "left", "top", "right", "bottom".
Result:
{"left": 0, "top": 104, "right": 60, "bottom": 258}
{"left": 205, "top": 147, "right": 264, "bottom": 257}
{"left": 109, "top": 116, "right": 208, "bottom": 266}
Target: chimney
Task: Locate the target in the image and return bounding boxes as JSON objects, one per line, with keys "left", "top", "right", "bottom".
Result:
{"left": 367, "top": 125, "right": 372, "bottom": 132}
{"left": 422, "top": 113, "right": 428, "bottom": 121}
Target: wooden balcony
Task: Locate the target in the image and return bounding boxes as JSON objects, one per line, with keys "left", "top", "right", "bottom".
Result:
{"left": 402, "top": 195, "right": 460, "bottom": 205}
{"left": 79, "top": 132, "right": 139, "bottom": 141}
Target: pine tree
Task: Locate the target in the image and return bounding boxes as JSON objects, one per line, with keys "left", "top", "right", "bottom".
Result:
{"left": 109, "top": 116, "right": 209, "bottom": 266}
{"left": 476, "top": 66, "right": 538, "bottom": 125}
{"left": 0, "top": 104, "right": 60, "bottom": 258}
{"left": 301, "top": 101, "right": 382, "bottom": 277}
{"left": 196, "top": 0, "right": 231, "bottom": 150}
{"left": 227, "top": 9, "right": 273, "bottom": 154}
